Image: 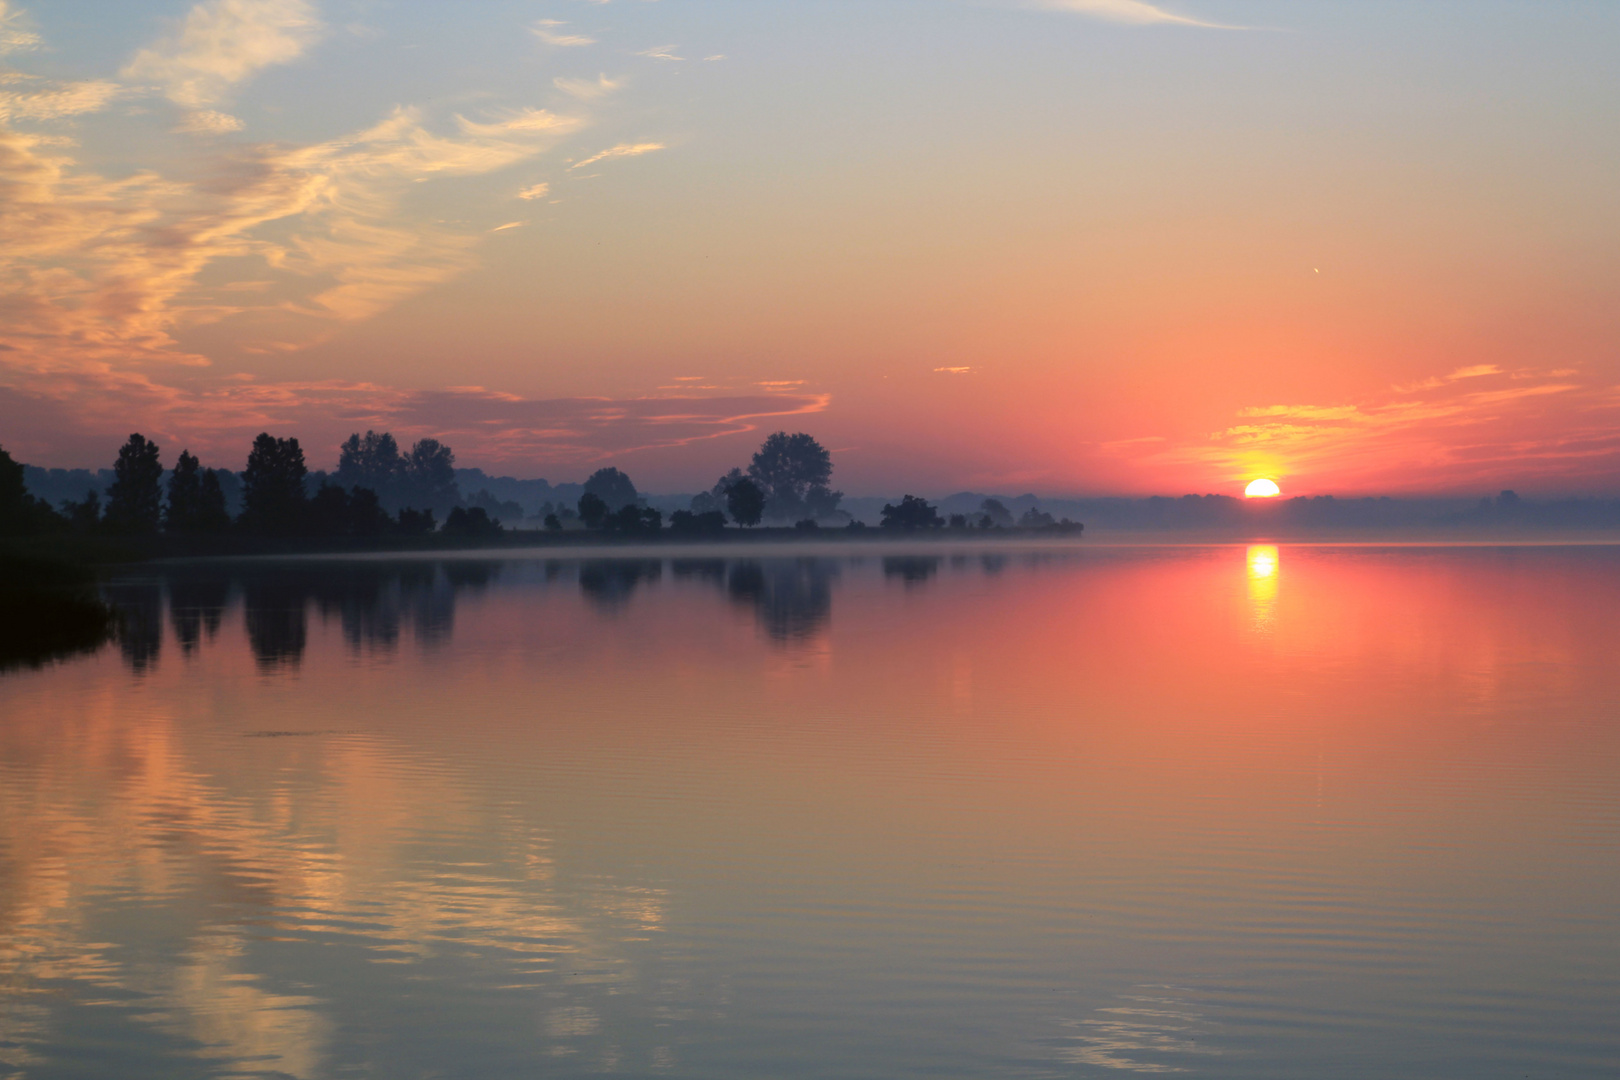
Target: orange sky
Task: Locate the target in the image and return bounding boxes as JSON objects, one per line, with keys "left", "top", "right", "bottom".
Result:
{"left": 1, "top": 0, "right": 1618, "bottom": 494}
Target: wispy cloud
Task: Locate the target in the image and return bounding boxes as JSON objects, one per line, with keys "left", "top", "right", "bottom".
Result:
{"left": 0, "top": 78, "right": 122, "bottom": 123}
{"left": 516, "top": 182, "right": 550, "bottom": 200}
{"left": 122, "top": 0, "right": 321, "bottom": 110}
{"left": 531, "top": 20, "right": 596, "bottom": 47}
{"left": 553, "top": 74, "right": 622, "bottom": 100}
{"left": 1032, "top": 0, "right": 1244, "bottom": 30}
{"left": 173, "top": 107, "right": 244, "bottom": 134}
{"left": 1116, "top": 367, "right": 1618, "bottom": 492}
{"left": 0, "top": 378, "right": 831, "bottom": 471}
{"left": 636, "top": 45, "right": 684, "bottom": 61}
{"left": 0, "top": 100, "right": 584, "bottom": 395}
{"left": 0, "top": 1, "right": 40, "bottom": 54}
{"left": 569, "top": 141, "right": 664, "bottom": 170}
{"left": 1392, "top": 363, "right": 1505, "bottom": 393}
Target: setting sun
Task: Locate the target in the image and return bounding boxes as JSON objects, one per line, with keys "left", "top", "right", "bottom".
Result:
{"left": 1245, "top": 478, "right": 1282, "bottom": 498}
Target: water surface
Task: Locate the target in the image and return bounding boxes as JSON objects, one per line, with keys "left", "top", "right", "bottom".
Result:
{"left": 3, "top": 543, "right": 1618, "bottom": 1078}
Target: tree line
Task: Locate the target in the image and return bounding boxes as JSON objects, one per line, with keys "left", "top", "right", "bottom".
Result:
{"left": 2, "top": 428, "right": 1077, "bottom": 542}
{"left": 0, "top": 432, "right": 486, "bottom": 539}
{"left": 0, "top": 428, "right": 855, "bottom": 540}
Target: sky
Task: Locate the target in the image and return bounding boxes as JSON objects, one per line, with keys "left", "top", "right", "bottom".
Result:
{"left": 1, "top": 0, "right": 1617, "bottom": 496}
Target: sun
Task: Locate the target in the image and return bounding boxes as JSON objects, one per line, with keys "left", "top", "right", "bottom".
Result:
{"left": 1245, "top": 478, "right": 1281, "bottom": 498}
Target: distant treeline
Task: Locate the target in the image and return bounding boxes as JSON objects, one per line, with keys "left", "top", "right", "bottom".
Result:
{"left": 913, "top": 490, "right": 1620, "bottom": 532}
{"left": 5, "top": 429, "right": 1066, "bottom": 543}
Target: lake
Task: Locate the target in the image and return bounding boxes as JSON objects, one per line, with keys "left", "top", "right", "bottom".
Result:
{"left": 2, "top": 542, "right": 1618, "bottom": 1078}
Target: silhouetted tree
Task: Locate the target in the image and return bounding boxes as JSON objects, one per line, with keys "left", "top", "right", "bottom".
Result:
{"left": 693, "top": 468, "right": 745, "bottom": 516}
{"left": 0, "top": 443, "right": 31, "bottom": 532}
{"left": 748, "top": 432, "right": 840, "bottom": 522}
{"left": 196, "top": 469, "right": 232, "bottom": 532}
{"left": 166, "top": 450, "right": 202, "bottom": 532}
{"left": 880, "top": 494, "right": 943, "bottom": 530}
{"left": 603, "top": 504, "right": 661, "bottom": 535}
{"left": 336, "top": 431, "right": 403, "bottom": 495}
{"left": 0, "top": 443, "right": 63, "bottom": 536}
{"left": 307, "top": 484, "right": 392, "bottom": 537}
{"left": 396, "top": 507, "right": 436, "bottom": 534}
{"left": 469, "top": 488, "right": 524, "bottom": 522}
{"left": 726, "top": 477, "right": 765, "bottom": 528}
{"left": 165, "top": 450, "right": 229, "bottom": 533}
{"left": 980, "top": 498, "right": 1014, "bottom": 527}
{"left": 105, "top": 433, "right": 164, "bottom": 534}
{"left": 578, "top": 491, "right": 610, "bottom": 528}
{"left": 443, "top": 505, "right": 504, "bottom": 537}
{"left": 583, "top": 467, "right": 639, "bottom": 511}
{"left": 348, "top": 487, "right": 389, "bottom": 535}
{"left": 403, "top": 438, "right": 459, "bottom": 514}
{"left": 1019, "top": 507, "right": 1056, "bottom": 528}
{"left": 669, "top": 509, "right": 728, "bottom": 535}
{"left": 241, "top": 433, "right": 308, "bottom": 534}
{"left": 61, "top": 490, "right": 101, "bottom": 533}
{"left": 544, "top": 512, "right": 563, "bottom": 531}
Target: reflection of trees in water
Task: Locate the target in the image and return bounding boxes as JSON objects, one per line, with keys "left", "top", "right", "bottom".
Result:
{"left": 119, "top": 562, "right": 506, "bottom": 671}
{"left": 882, "top": 556, "right": 941, "bottom": 586}
{"left": 242, "top": 577, "right": 309, "bottom": 671}
{"left": 578, "top": 560, "right": 663, "bottom": 611}
{"left": 308, "top": 562, "right": 465, "bottom": 653}
{"left": 105, "top": 580, "right": 164, "bottom": 674}
{"left": 168, "top": 578, "right": 229, "bottom": 655}
{"left": 670, "top": 559, "right": 727, "bottom": 585}
{"left": 725, "top": 559, "right": 837, "bottom": 643}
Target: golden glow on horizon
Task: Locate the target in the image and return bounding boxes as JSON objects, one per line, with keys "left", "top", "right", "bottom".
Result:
{"left": 1245, "top": 479, "right": 1282, "bottom": 499}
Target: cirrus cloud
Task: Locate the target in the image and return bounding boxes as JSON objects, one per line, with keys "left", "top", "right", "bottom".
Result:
{"left": 1114, "top": 367, "right": 1620, "bottom": 493}
{"left": 122, "top": 0, "right": 322, "bottom": 110}
{"left": 0, "top": 1, "right": 40, "bottom": 55}
{"left": 568, "top": 141, "right": 664, "bottom": 170}
{"left": 1032, "top": 0, "right": 1246, "bottom": 30}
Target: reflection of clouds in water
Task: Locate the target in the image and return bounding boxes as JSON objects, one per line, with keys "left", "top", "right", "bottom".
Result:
{"left": 544, "top": 1004, "right": 601, "bottom": 1038}
{"left": 173, "top": 936, "right": 331, "bottom": 1079}
{"left": 1056, "top": 986, "right": 1218, "bottom": 1073}
{"left": 0, "top": 691, "right": 670, "bottom": 1077}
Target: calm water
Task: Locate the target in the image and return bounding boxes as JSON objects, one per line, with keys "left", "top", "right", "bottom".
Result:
{"left": 3, "top": 543, "right": 1618, "bottom": 1079}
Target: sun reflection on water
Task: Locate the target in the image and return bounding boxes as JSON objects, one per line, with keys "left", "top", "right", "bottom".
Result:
{"left": 1246, "top": 545, "right": 1279, "bottom": 630}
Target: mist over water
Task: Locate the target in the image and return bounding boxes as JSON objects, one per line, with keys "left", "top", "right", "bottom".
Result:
{"left": 3, "top": 544, "right": 1619, "bottom": 1078}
